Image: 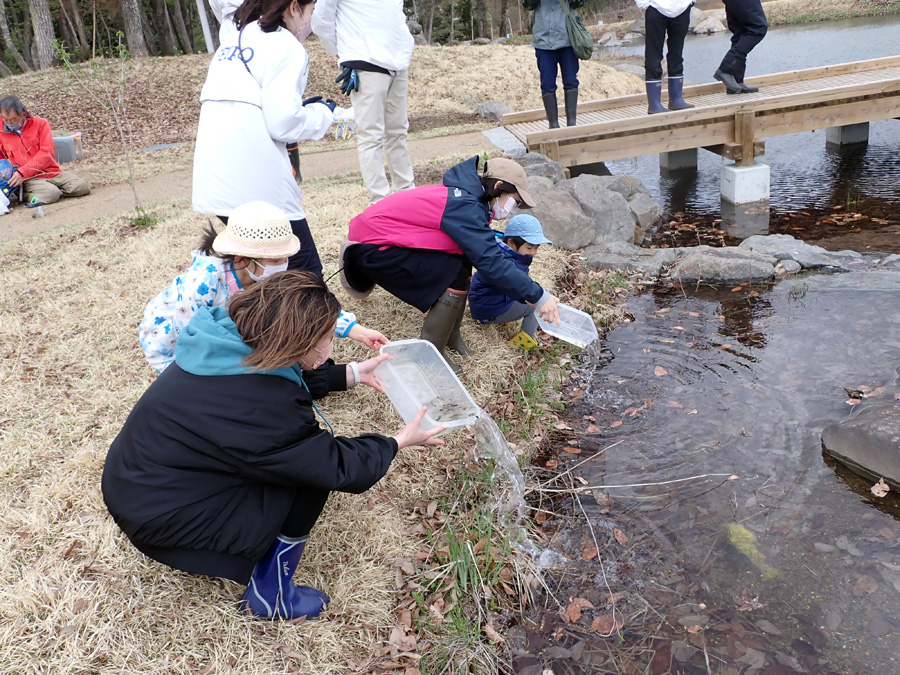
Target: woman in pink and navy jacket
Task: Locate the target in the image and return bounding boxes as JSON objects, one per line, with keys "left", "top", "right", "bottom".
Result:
{"left": 339, "top": 156, "right": 560, "bottom": 371}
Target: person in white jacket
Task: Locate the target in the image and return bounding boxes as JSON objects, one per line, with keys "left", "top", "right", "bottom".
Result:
{"left": 312, "top": 0, "right": 415, "bottom": 205}
{"left": 635, "top": 0, "right": 695, "bottom": 114}
{"left": 193, "top": 0, "right": 334, "bottom": 276}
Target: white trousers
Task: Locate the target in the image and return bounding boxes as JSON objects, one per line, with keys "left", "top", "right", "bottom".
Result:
{"left": 350, "top": 69, "right": 415, "bottom": 204}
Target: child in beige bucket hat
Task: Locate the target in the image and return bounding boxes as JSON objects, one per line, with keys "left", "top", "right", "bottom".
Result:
{"left": 140, "top": 201, "right": 388, "bottom": 373}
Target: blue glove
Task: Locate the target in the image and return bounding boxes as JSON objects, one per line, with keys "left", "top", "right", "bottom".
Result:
{"left": 303, "top": 96, "right": 337, "bottom": 112}
{"left": 335, "top": 66, "right": 359, "bottom": 95}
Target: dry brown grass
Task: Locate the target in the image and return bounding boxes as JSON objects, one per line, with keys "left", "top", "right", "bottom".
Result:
{"left": 0, "top": 144, "right": 585, "bottom": 673}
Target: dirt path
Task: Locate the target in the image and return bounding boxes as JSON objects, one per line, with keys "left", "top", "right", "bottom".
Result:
{"left": 0, "top": 130, "right": 494, "bottom": 243}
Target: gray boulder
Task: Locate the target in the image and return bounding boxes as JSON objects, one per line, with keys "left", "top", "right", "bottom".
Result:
{"left": 615, "top": 63, "right": 645, "bottom": 78}
{"left": 628, "top": 192, "right": 661, "bottom": 232}
{"left": 738, "top": 234, "right": 850, "bottom": 272}
{"left": 518, "top": 152, "right": 567, "bottom": 184}
{"left": 822, "top": 402, "right": 900, "bottom": 489}
{"left": 689, "top": 6, "right": 706, "bottom": 29}
{"left": 582, "top": 241, "right": 677, "bottom": 278}
{"left": 490, "top": 38, "right": 507, "bottom": 45}
{"left": 474, "top": 101, "right": 512, "bottom": 121}
{"left": 473, "top": 37, "right": 492, "bottom": 45}
{"left": 621, "top": 31, "right": 643, "bottom": 42}
{"left": 668, "top": 247, "right": 776, "bottom": 284}
{"left": 558, "top": 174, "right": 637, "bottom": 245}
{"left": 413, "top": 33, "right": 428, "bottom": 45}
{"left": 593, "top": 174, "right": 648, "bottom": 200}
{"left": 527, "top": 176, "right": 594, "bottom": 250}
{"left": 406, "top": 20, "right": 422, "bottom": 35}
{"left": 692, "top": 16, "right": 726, "bottom": 34}
{"left": 627, "top": 17, "right": 645, "bottom": 35}
{"left": 597, "top": 33, "right": 622, "bottom": 47}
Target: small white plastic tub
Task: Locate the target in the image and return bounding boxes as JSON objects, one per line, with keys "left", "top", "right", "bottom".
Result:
{"left": 535, "top": 303, "right": 599, "bottom": 348}
{"left": 375, "top": 339, "right": 480, "bottom": 434}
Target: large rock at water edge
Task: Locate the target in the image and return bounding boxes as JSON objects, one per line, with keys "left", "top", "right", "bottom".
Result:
{"left": 627, "top": 17, "right": 645, "bottom": 35}
{"left": 822, "top": 402, "right": 900, "bottom": 489}
{"left": 628, "top": 192, "right": 661, "bottom": 232}
{"left": 558, "top": 174, "right": 637, "bottom": 245}
{"left": 582, "top": 241, "right": 678, "bottom": 278}
{"left": 526, "top": 176, "right": 595, "bottom": 249}
{"left": 738, "top": 234, "right": 850, "bottom": 272}
{"left": 689, "top": 6, "right": 706, "bottom": 30}
{"left": 692, "top": 16, "right": 727, "bottom": 34}
{"left": 668, "top": 246, "right": 776, "bottom": 284}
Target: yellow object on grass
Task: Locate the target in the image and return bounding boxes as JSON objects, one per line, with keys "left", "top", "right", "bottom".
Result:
{"left": 725, "top": 523, "right": 780, "bottom": 581}
{"left": 507, "top": 331, "right": 537, "bottom": 350}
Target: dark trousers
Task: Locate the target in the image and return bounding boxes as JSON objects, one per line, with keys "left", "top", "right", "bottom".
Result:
{"left": 216, "top": 215, "right": 323, "bottom": 277}
{"left": 281, "top": 488, "right": 330, "bottom": 537}
{"left": 718, "top": 0, "right": 768, "bottom": 80}
{"left": 644, "top": 5, "right": 692, "bottom": 81}
{"left": 535, "top": 46, "right": 580, "bottom": 93}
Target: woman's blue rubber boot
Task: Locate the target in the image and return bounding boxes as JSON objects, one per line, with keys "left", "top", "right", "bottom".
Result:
{"left": 240, "top": 534, "right": 329, "bottom": 620}
{"left": 645, "top": 80, "right": 669, "bottom": 114}
{"left": 666, "top": 76, "right": 695, "bottom": 110}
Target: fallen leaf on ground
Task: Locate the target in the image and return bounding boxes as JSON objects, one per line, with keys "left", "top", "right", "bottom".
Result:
{"left": 853, "top": 575, "right": 878, "bottom": 596}
{"left": 871, "top": 478, "right": 890, "bottom": 498}
{"left": 661, "top": 338, "right": 676, "bottom": 343}
{"left": 586, "top": 424, "right": 601, "bottom": 433}
{"left": 610, "top": 420, "right": 623, "bottom": 428}
{"left": 668, "top": 401, "right": 683, "bottom": 408}
{"left": 687, "top": 409, "right": 698, "bottom": 415}
{"left": 654, "top": 366, "right": 668, "bottom": 377}
{"left": 561, "top": 446, "right": 581, "bottom": 454}
{"left": 581, "top": 546, "right": 598, "bottom": 560}
{"left": 734, "top": 590, "right": 766, "bottom": 611}
{"left": 590, "top": 614, "right": 623, "bottom": 634}
{"left": 482, "top": 623, "right": 505, "bottom": 645}
{"left": 563, "top": 598, "right": 594, "bottom": 622}
{"left": 614, "top": 528, "right": 628, "bottom": 544}
{"left": 846, "top": 398, "right": 861, "bottom": 406}
{"left": 864, "top": 386, "right": 887, "bottom": 398}
{"left": 686, "top": 625, "right": 703, "bottom": 634}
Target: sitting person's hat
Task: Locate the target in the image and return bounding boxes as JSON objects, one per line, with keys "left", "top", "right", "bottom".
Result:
{"left": 484, "top": 158, "right": 536, "bottom": 208}
{"left": 212, "top": 201, "right": 300, "bottom": 258}
{"left": 504, "top": 214, "right": 552, "bottom": 245}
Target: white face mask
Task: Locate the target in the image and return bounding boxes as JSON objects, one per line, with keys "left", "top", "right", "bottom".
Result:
{"left": 492, "top": 195, "right": 517, "bottom": 221}
{"left": 247, "top": 260, "right": 288, "bottom": 282}
{"left": 294, "top": 19, "right": 312, "bottom": 42}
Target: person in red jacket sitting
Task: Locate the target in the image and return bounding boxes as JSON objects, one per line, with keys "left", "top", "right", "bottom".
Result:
{"left": 0, "top": 94, "right": 91, "bottom": 205}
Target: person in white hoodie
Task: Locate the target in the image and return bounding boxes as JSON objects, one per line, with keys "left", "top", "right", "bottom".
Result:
{"left": 312, "top": 0, "right": 415, "bottom": 205}
{"left": 635, "top": 0, "right": 695, "bottom": 114}
{"left": 193, "top": 0, "right": 334, "bottom": 276}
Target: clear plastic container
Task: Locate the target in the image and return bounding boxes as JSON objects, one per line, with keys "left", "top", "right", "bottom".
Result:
{"left": 535, "top": 303, "right": 598, "bottom": 348}
{"left": 375, "top": 339, "right": 480, "bottom": 434}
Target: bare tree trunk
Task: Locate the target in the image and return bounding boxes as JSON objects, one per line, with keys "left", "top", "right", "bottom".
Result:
{"left": 149, "top": 0, "right": 178, "bottom": 55}
{"left": 66, "top": 0, "right": 90, "bottom": 58}
{"left": 201, "top": 0, "right": 218, "bottom": 51}
{"left": 0, "top": 58, "right": 11, "bottom": 76}
{"left": 474, "top": 0, "right": 487, "bottom": 37}
{"left": 58, "top": 0, "right": 86, "bottom": 58}
{"left": 498, "top": 0, "right": 508, "bottom": 36}
{"left": 170, "top": 0, "right": 194, "bottom": 54}
{"left": 21, "top": 0, "right": 34, "bottom": 66}
{"left": 0, "top": 0, "right": 31, "bottom": 71}
{"left": 119, "top": 0, "right": 150, "bottom": 56}
{"left": 27, "top": 0, "right": 55, "bottom": 70}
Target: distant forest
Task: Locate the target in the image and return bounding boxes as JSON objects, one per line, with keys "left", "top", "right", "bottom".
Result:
{"left": 0, "top": 0, "right": 628, "bottom": 74}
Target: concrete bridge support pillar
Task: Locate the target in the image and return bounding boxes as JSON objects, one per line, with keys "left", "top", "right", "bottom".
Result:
{"left": 826, "top": 122, "right": 869, "bottom": 148}
{"left": 659, "top": 148, "right": 698, "bottom": 172}
{"left": 721, "top": 163, "right": 770, "bottom": 205}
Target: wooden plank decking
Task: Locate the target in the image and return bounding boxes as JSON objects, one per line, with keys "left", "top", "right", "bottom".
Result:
{"left": 502, "top": 56, "right": 900, "bottom": 168}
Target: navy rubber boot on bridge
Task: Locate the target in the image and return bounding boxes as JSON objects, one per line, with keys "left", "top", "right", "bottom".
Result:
{"left": 666, "top": 76, "right": 695, "bottom": 110}
{"left": 240, "top": 534, "right": 329, "bottom": 620}
{"left": 645, "top": 80, "right": 668, "bottom": 114}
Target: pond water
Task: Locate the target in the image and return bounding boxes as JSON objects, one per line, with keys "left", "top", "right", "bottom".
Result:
{"left": 574, "top": 264, "right": 900, "bottom": 672}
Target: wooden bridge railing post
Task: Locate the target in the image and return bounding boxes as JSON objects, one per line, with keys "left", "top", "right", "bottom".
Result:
{"left": 735, "top": 111, "right": 756, "bottom": 167}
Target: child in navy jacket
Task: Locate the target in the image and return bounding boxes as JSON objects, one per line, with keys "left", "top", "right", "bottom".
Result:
{"left": 468, "top": 214, "right": 552, "bottom": 349}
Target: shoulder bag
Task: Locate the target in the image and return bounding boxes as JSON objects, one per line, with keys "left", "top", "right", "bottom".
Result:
{"left": 558, "top": 0, "right": 594, "bottom": 60}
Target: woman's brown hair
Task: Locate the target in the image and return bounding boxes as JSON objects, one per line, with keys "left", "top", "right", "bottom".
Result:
{"left": 235, "top": 0, "right": 314, "bottom": 32}
{"left": 228, "top": 270, "right": 340, "bottom": 370}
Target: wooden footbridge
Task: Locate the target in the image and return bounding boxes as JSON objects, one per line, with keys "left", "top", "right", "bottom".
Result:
{"left": 502, "top": 56, "right": 900, "bottom": 169}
